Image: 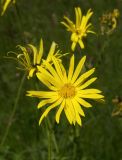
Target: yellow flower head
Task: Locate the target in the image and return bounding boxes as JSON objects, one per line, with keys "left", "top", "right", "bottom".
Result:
{"left": 27, "top": 55, "right": 104, "bottom": 126}
{"left": 100, "top": 9, "right": 120, "bottom": 35}
{"left": 1, "top": 0, "right": 15, "bottom": 16}
{"left": 61, "top": 7, "right": 95, "bottom": 51}
{"left": 10, "top": 39, "right": 63, "bottom": 79}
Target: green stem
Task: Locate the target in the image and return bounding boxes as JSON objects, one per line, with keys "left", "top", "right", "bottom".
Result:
{"left": 35, "top": 82, "right": 59, "bottom": 157}
{"left": 14, "top": 3, "right": 26, "bottom": 43}
{"left": 47, "top": 124, "right": 52, "bottom": 160}
{"left": 47, "top": 117, "right": 59, "bottom": 154}
{"left": 0, "top": 74, "right": 26, "bottom": 147}
{"left": 14, "top": 3, "right": 22, "bottom": 22}
{"left": 73, "top": 125, "right": 79, "bottom": 159}
{"left": 96, "top": 35, "right": 110, "bottom": 66}
{"left": 14, "top": 2, "right": 23, "bottom": 28}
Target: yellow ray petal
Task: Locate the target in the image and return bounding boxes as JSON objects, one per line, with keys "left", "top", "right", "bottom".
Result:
{"left": 71, "top": 42, "right": 77, "bottom": 51}
{"left": 17, "top": 55, "right": 28, "bottom": 68}
{"left": 78, "top": 39, "right": 85, "bottom": 49}
{"left": 37, "top": 39, "right": 43, "bottom": 64}
{"left": 28, "top": 68, "right": 36, "bottom": 79}
{"left": 71, "top": 99, "right": 83, "bottom": 126}
{"left": 27, "top": 91, "right": 58, "bottom": 98}
{"left": 86, "top": 9, "right": 93, "bottom": 21}
{"left": 75, "top": 96, "right": 92, "bottom": 108}
{"left": 75, "top": 7, "right": 82, "bottom": 28}
{"left": 36, "top": 72, "right": 57, "bottom": 91}
{"left": 62, "top": 16, "right": 75, "bottom": 32}
{"left": 46, "top": 42, "right": 57, "bottom": 60}
{"left": 71, "top": 56, "right": 86, "bottom": 84}
{"left": 55, "top": 100, "right": 65, "bottom": 123}
{"left": 79, "top": 94, "right": 104, "bottom": 99}
{"left": 79, "top": 77, "right": 97, "bottom": 90}
{"left": 76, "top": 114, "right": 82, "bottom": 126}
{"left": 37, "top": 66, "right": 60, "bottom": 87}
{"left": 64, "top": 106, "right": 72, "bottom": 124}
{"left": 68, "top": 54, "right": 74, "bottom": 81}
{"left": 63, "top": 16, "right": 74, "bottom": 26}
{"left": 78, "top": 89, "right": 102, "bottom": 95}
{"left": 61, "top": 22, "right": 73, "bottom": 31}
{"left": 78, "top": 7, "right": 82, "bottom": 25}
{"left": 66, "top": 99, "right": 76, "bottom": 121}
{"left": 38, "top": 98, "right": 58, "bottom": 109}
{"left": 74, "top": 68, "right": 95, "bottom": 87}
{"left": 28, "top": 44, "right": 37, "bottom": 65}
{"left": 17, "top": 45, "right": 31, "bottom": 66}
{"left": 80, "top": 16, "right": 86, "bottom": 30}
{"left": 72, "top": 99, "right": 82, "bottom": 126}
{"left": 71, "top": 32, "right": 79, "bottom": 42}
{"left": 39, "top": 98, "right": 63, "bottom": 125}
{"left": 85, "top": 23, "right": 92, "bottom": 30}
{"left": 72, "top": 99, "right": 85, "bottom": 116}
{"left": 81, "top": 9, "right": 93, "bottom": 30}
{"left": 59, "top": 63, "right": 67, "bottom": 83}
{"left": 42, "top": 61, "right": 62, "bottom": 83}
{"left": 52, "top": 57, "right": 64, "bottom": 81}
{"left": 1, "top": 0, "right": 11, "bottom": 16}
{"left": 87, "top": 30, "right": 95, "bottom": 34}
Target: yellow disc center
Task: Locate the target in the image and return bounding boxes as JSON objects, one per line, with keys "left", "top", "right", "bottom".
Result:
{"left": 76, "top": 28, "right": 86, "bottom": 37}
{"left": 59, "top": 83, "right": 76, "bottom": 98}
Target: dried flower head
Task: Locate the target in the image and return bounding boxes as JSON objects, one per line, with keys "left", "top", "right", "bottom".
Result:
{"left": 112, "top": 96, "right": 122, "bottom": 117}
{"left": 99, "top": 9, "right": 120, "bottom": 35}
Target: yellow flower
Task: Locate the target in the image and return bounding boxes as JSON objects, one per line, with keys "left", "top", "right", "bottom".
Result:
{"left": 27, "top": 55, "right": 104, "bottom": 126}
{"left": 61, "top": 7, "right": 95, "bottom": 51}
{"left": 10, "top": 39, "right": 63, "bottom": 79}
{"left": 1, "top": 0, "right": 15, "bottom": 16}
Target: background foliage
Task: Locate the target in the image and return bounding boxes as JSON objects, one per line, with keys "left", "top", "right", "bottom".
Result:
{"left": 0, "top": 0, "right": 122, "bottom": 160}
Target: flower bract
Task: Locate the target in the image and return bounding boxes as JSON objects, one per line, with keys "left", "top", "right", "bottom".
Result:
{"left": 99, "top": 9, "right": 120, "bottom": 35}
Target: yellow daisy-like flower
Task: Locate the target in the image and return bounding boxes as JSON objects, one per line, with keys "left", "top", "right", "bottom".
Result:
{"left": 11, "top": 39, "right": 63, "bottom": 79}
{"left": 1, "top": 0, "right": 15, "bottom": 16}
{"left": 27, "top": 55, "right": 104, "bottom": 126}
{"left": 61, "top": 7, "right": 95, "bottom": 51}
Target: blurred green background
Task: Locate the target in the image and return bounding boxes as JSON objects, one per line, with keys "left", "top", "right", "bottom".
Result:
{"left": 0, "top": 0, "right": 122, "bottom": 160}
